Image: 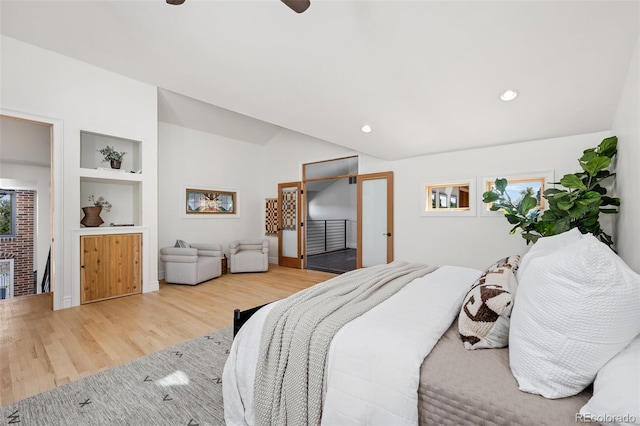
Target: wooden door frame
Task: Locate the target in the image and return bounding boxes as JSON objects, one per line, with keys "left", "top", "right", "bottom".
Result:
{"left": 278, "top": 181, "right": 303, "bottom": 268}
{"left": 357, "top": 171, "right": 394, "bottom": 268}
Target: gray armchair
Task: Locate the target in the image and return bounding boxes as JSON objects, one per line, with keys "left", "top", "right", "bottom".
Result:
{"left": 160, "top": 243, "right": 223, "bottom": 285}
{"left": 229, "top": 239, "right": 269, "bottom": 273}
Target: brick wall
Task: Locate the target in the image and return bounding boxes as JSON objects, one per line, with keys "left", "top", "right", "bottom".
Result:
{"left": 0, "top": 190, "right": 35, "bottom": 297}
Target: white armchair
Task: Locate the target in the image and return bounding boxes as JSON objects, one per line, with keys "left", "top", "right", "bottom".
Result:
{"left": 160, "top": 243, "right": 223, "bottom": 285}
{"left": 229, "top": 239, "right": 269, "bottom": 273}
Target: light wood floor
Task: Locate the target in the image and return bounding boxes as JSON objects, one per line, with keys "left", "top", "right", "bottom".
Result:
{"left": 0, "top": 265, "right": 335, "bottom": 407}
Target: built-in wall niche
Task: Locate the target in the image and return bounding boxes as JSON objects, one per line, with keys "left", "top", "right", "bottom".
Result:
{"left": 80, "top": 178, "right": 141, "bottom": 226}
{"left": 80, "top": 131, "right": 141, "bottom": 172}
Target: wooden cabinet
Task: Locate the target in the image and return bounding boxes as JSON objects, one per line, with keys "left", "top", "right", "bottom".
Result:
{"left": 80, "top": 233, "right": 142, "bottom": 304}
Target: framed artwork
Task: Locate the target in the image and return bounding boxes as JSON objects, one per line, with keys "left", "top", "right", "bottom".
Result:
{"left": 184, "top": 187, "right": 237, "bottom": 215}
{"left": 480, "top": 171, "right": 554, "bottom": 216}
{"left": 420, "top": 178, "right": 476, "bottom": 216}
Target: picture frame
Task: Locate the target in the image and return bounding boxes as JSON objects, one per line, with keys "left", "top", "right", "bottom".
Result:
{"left": 184, "top": 187, "right": 237, "bottom": 216}
{"left": 480, "top": 171, "right": 554, "bottom": 216}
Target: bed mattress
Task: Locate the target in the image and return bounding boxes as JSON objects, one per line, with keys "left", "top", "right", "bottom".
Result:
{"left": 418, "top": 320, "right": 593, "bottom": 425}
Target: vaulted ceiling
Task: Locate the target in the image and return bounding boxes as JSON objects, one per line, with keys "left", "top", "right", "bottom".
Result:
{"left": 1, "top": 1, "right": 637, "bottom": 160}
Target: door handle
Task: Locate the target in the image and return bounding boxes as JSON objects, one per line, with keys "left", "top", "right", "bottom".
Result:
{"left": 382, "top": 233, "right": 391, "bottom": 237}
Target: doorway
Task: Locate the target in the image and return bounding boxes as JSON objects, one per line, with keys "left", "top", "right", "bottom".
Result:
{"left": 305, "top": 176, "right": 357, "bottom": 274}
{"left": 277, "top": 156, "right": 394, "bottom": 274}
{"left": 0, "top": 113, "right": 57, "bottom": 305}
{"left": 301, "top": 156, "right": 361, "bottom": 274}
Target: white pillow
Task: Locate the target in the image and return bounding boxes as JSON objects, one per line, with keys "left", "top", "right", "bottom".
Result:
{"left": 580, "top": 334, "right": 640, "bottom": 426}
{"left": 516, "top": 227, "right": 584, "bottom": 282}
{"left": 509, "top": 235, "right": 640, "bottom": 399}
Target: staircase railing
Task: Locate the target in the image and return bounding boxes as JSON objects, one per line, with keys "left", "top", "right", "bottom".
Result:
{"left": 306, "top": 219, "right": 348, "bottom": 255}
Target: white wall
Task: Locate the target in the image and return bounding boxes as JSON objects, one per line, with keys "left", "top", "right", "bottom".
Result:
{"left": 1, "top": 36, "right": 159, "bottom": 308}
{"left": 157, "top": 122, "right": 264, "bottom": 273}
{"left": 159, "top": 123, "right": 610, "bottom": 269}
{"left": 307, "top": 179, "right": 357, "bottom": 221}
{"left": 612, "top": 36, "right": 640, "bottom": 273}
{"left": 392, "top": 131, "right": 612, "bottom": 270}
{"left": 307, "top": 178, "right": 357, "bottom": 249}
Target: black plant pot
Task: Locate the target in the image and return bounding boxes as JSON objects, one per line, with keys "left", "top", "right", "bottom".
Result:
{"left": 110, "top": 160, "right": 122, "bottom": 169}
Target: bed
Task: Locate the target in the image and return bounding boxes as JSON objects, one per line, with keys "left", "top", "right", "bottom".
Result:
{"left": 222, "top": 231, "right": 640, "bottom": 426}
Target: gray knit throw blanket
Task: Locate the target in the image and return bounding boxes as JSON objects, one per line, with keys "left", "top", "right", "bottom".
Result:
{"left": 253, "top": 261, "right": 437, "bottom": 426}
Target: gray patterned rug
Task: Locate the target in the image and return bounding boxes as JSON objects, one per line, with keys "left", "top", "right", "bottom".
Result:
{"left": 2, "top": 326, "right": 233, "bottom": 426}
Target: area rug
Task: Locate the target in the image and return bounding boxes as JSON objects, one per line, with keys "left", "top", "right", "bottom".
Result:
{"left": 2, "top": 326, "right": 233, "bottom": 426}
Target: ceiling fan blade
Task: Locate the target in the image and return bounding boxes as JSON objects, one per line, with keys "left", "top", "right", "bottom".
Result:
{"left": 166, "top": 0, "right": 185, "bottom": 5}
{"left": 281, "top": 0, "right": 310, "bottom": 13}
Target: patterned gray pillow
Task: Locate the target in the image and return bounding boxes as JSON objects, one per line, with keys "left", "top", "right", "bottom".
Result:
{"left": 174, "top": 239, "right": 190, "bottom": 248}
{"left": 458, "top": 255, "right": 520, "bottom": 350}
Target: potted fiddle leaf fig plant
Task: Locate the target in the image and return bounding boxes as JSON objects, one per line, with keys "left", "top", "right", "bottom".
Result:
{"left": 98, "top": 145, "right": 126, "bottom": 169}
{"left": 482, "top": 136, "right": 620, "bottom": 249}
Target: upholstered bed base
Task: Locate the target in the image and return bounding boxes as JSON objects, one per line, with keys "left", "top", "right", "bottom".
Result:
{"left": 232, "top": 307, "right": 594, "bottom": 425}
{"left": 418, "top": 319, "right": 593, "bottom": 425}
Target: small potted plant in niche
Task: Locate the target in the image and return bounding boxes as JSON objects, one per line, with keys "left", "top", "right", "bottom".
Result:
{"left": 98, "top": 145, "right": 126, "bottom": 169}
{"left": 81, "top": 195, "right": 112, "bottom": 227}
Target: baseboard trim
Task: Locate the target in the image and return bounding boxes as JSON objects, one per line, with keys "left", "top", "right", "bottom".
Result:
{"left": 145, "top": 280, "right": 160, "bottom": 293}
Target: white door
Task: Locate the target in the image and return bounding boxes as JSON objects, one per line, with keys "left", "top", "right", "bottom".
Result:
{"left": 357, "top": 172, "right": 393, "bottom": 268}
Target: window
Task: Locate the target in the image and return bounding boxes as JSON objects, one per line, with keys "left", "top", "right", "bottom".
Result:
{"left": 421, "top": 179, "right": 476, "bottom": 217}
{"left": 480, "top": 171, "right": 554, "bottom": 216}
{"left": 0, "top": 190, "right": 16, "bottom": 238}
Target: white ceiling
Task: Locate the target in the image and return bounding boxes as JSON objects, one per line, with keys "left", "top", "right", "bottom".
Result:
{"left": 1, "top": 1, "right": 638, "bottom": 161}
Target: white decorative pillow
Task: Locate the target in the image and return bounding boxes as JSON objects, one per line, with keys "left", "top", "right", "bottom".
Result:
{"left": 458, "top": 255, "right": 520, "bottom": 349}
{"left": 580, "top": 335, "right": 640, "bottom": 426}
{"left": 509, "top": 235, "right": 640, "bottom": 399}
{"left": 516, "top": 227, "right": 584, "bottom": 282}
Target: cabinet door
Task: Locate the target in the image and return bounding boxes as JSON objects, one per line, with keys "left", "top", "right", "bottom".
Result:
{"left": 81, "top": 233, "right": 142, "bottom": 304}
{"left": 107, "top": 233, "right": 141, "bottom": 297}
{"left": 80, "top": 235, "right": 108, "bottom": 304}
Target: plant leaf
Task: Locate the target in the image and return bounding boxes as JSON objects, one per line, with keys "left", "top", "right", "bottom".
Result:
{"left": 518, "top": 196, "right": 537, "bottom": 216}
{"left": 582, "top": 156, "right": 611, "bottom": 176}
{"left": 482, "top": 192, "right": 500, "bottom": 203}
{"left": 505, "top": 213, "right": 521, "bottom": 224}
{"left": 495, "top": 178, "right": 508, "bottom": 192}
{"left": 556, "top": 200, "right": 574, "bottom": 211}
{"left": 599, "top": 208, "right": 619, "bottom": 214}
{"left": 543, "top": 188, "right": 564, "bottom": 196}
{"left": 600, "top": 196, "right": 620, "bottom": 206}
{"left": 560, "top": 174, "right": 587, "bottom": 190}
{"left": 598, "top": 136, "right": 618, "bottom": 158}
{"left": 576, "top": 191, "right": 602, "bottom": 206}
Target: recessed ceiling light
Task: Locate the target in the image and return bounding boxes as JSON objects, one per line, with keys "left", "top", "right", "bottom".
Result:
{"left": 361, "top": 124, "right": 372, "bottom": 133}
{"left": 500, "top": 89, "right": 519, "bottom": 102}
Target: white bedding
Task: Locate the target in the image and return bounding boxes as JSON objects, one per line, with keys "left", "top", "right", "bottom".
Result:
{"left": 222, "top": 265, "right": 481, "bottom": 426}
